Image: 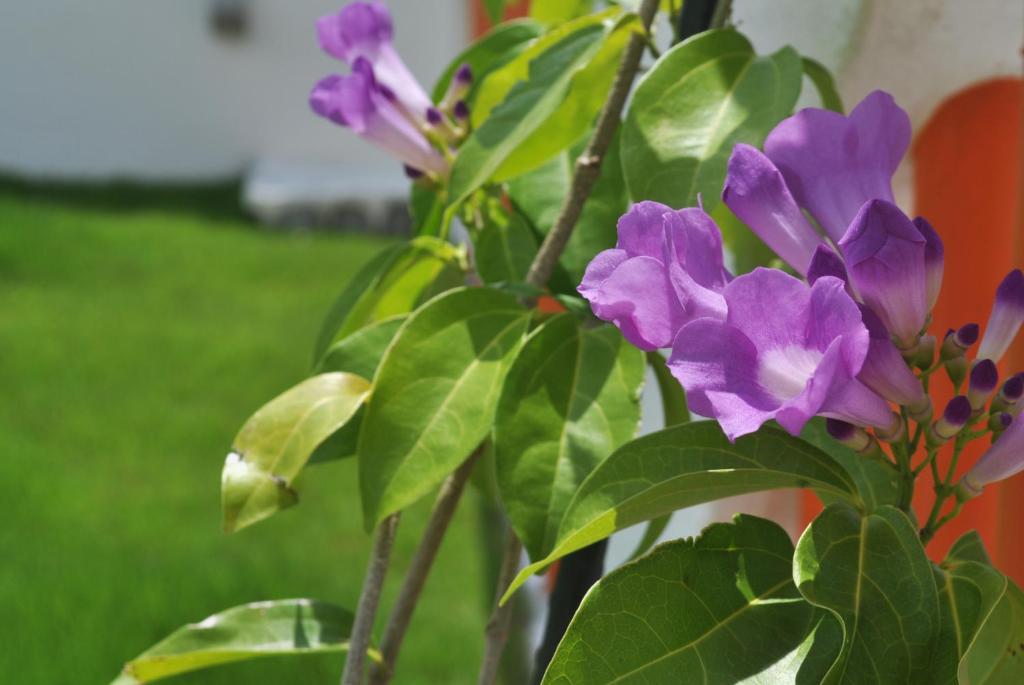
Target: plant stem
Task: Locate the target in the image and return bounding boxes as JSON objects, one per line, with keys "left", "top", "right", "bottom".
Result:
{"left": 342, "top": 513, "right": 401, "bottom": 685}
{"left": 369, "top": 451, "right": 481, "bottom": 685}
{"left": 524, "top": 0, "right": 662, "bottom": 289}
{"left": 477, "top": 528, "right": 524, "bottom": 685}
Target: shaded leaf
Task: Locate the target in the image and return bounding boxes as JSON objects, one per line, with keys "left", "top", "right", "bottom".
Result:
{"left": 473, "top": 210, "right": 538, "bottom": 284}
{"left": 646, "top": 350, "right": 688, "bottom": 426}
{"left": 483, "top": 0, "right": 511, "bottom": 23}
{"left": 312, "top": 237, "right": 463, "bottom": 365}
{"left": 222, "top": 373, "right": 370, "bottom": 532}
{"left": 494, "top": 315, "right": 645, "bottom": 559}
{"left": 947, "top": 530, "right": 994, "bottom": 566}
{"left": 621, "top": 29, "right": 802, "bottom": 210}
{"left": 503, "top": 421, "right": 858, "bottom": 600}
{"left": 409, "top": 184, "right": 445, "bottom": 236}
{"left": 802, "top": 57, "right": 844, "bottom": 113}
{"left": 793, "top": 503, "right": 939, "bottom": 684}
{"left": 929, "top": 559, "right": 1006, "bottom": 684}
{"left": 317, "top": 316, "right": 407, "bottom": 379}
{"left": 542, "top": 515, "right": 828, "bottom": 684}
{"left": 961, "top": 576, "right": 1024, "bottom": 684}
{"left": 112, "top": 599, "right": 357, "bottom": 684}
{"left": 358, "top": 287, "right": 530, "bottom": 527}
{"left": 800, "top": 418, "right": 901, "bottom": 511}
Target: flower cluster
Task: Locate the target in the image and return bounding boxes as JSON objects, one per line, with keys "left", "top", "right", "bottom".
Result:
{"left": 309, "top": 1, "right": 470, "bottom": 179}
{"left": 580, "top": 91, "right": 1024, "bottom": 495}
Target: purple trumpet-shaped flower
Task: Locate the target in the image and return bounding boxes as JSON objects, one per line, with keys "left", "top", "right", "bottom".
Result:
{"left": 667, "top": 269, "right": 894, "bottom": 440}
{"left": 764, "top": 90, "right": 911, "bottom": 243}
{"left": 857, "top": 306, "right": 929, "bottom": 417}
{"left": 806, "top": 245, "right": 848, "bottom": 285}
{"left": 310, "top": 59, "right": 447, "bottom": 175}
{"left": 914, "top": 216, "right": 944, "bottom": 312}
{"left": 722, "top": 144, "right": 824, "bottom": 275}
{"left": 961, "top": 412, "right": 1024, "bottom": 496}
{"left": 839, "top": 199, "right": 928, "bottom": 348}
{"left": 579, "top": 202, "right": 731, "bottom": 350}
{"left": 977, "top": 269, "right": 1024, "bottom": 362}
{"left": 316, "top": 2, "right": 433, "bottom": 121}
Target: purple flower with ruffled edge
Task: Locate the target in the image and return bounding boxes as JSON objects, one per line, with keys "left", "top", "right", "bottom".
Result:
{"left": 578, "top": 202, "right": 731, "bottom": 351}
{"left": 316, "top": 2, "right": 433, "bottom": 121}
{"left": 839, "top": 199, "right": 927, "bottom": 349}
{"left": 667, "top": 269, "right": 894, "bottom": 440}
{"left": 961, "top": 412, "right": 1024, "bottom": 496}
{"left": 977, "top": 269, "right": 1024, "bottom": 362}
{"left": 722, "top": 144, "right": 824, "bottom": 275}
{"left": 310, "top": 59, "right": 447, "bottom": 174}
{"left": 764, "top": 90, "right": 911, "bottom": 244}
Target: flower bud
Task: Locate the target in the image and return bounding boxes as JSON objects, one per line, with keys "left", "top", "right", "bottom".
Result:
{"left": 977, "top": 269, "right": 1024, "bottom": 363}
{"left": 928, "top": 395, "right": 972, "bottom": 446}
{"left": 875, "top": 412, "right": 905, "bottom": 442}
{"left": 961, "top": 411, "right": 1024, "bottom": 496}
{"left": 826, "top": 418, "right": 872, "bottom": 452}
{"left": 968, "top": 359, "right": 999, "bottom": 412}
{"left": 857, "top": 306, "right": 928, "bottom": 414}
{"left": 992, "top": 372, "right": 1024, "bottom": 413}
{"left": 453, "top": 100, "right": 469, "bottom": 122}
{"left": 989, "top": 411, "right": 1012, "bottom": 436}
{"left": 946, "top": 355, "right": 968, "bottom": 389}
{"left": 913, "top": 334, "right": 936, "bottom": 371}
{"left": 940, "top": 323, "right": 979, "bottom": 360}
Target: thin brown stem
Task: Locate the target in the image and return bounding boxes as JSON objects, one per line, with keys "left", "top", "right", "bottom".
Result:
{"left": 369, "top": 451, "right": 482, "bottom": 685}
{"left": 524, "top": 0, "right": 662, "bottom": 289}
{"left": 342, "top": 513, "right": 401, "bottom": 685}
{"left": 477, "top": 528, "right": 524, "bottom": 685}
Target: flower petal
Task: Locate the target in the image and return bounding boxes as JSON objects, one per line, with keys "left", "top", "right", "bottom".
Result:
{"left": 615, "top": 201, "right": 675, "bottom": 258}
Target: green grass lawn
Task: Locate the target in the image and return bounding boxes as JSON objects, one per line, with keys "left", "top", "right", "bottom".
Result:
{"left": 0, "top": 185, "right": 492, "bottom": 684}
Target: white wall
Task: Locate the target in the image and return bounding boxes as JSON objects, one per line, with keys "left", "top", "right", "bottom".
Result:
{"left": 0, "top": 1, "right": 466, "bottom": 181}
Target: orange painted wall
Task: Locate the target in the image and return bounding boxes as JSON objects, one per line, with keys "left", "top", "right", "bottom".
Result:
{"left": 912, "top": 78, "right": 1023, "bottom": 575}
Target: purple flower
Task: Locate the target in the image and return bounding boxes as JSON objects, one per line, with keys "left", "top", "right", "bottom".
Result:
{"left": 977, "top": 269, "right": 1024, "bottom": 362}
{"left": 722, "top": 144, "right": 824, "bottom": 275}
{"left": 806, "top": 245, "right": 848, "bottom": 285}
{"left": 967, "top": 359, "right": 999, "bottom": 411}
{"left": 667, "top": 269, "right": 893, "bottom": 440}
{"left": 578, "top": 202, "right": 730, "bottom": 351}
{"left": 316, "top": 2, "right": 433, "bottom": 121}
{"left": 929, "top": 395, "right": 972, "bottom": 445}
{"left": 764, "top": 90, "right": 911, "bottom": 243}
{"left": 914, "top": 216, "right": 944, "bottom": 311}
{"left": 310, "top": 59, "right": 447, "bottom": 174}
{"left": 962, "top": 412, "right": 1024, "bottom": 496}
{"left": 857, "top": 306, "right": 928, "bottom": 415}
{"left": 839, "top": 199, "right": 928, "bottom": 348}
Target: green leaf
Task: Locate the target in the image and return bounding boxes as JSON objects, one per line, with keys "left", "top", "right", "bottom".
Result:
{"left": 222, "top": 373, "right": 371, "bottom": 532}
{"left": 483, "top": 0, "right": 510, "bottom": 23}
{"left": 448, "top": 10, "right": 636, "bottom": 208}
{"left": 646, "top": 350, "right": 688, "bottom": 426}
{"left": 621, "top": 29, "right": 802, "bottom": 210}
{"left": 793, "top": 503, "right": 940, "bottom": 684}
{"left": 503, "top": 421, "right": 858, "bottom": 600}
{"left": 947, "top": 530, "right": 994, "bottom": 566}
{"left": 929, "top": 559, "right": 1006, "bottom": 684}
{"left": 312, "top": 237, "right": 463, "bottom": 365}
{"left": 409, "top": 184, "right": 445, "bottom": 236}
{"left": 431, "top": 20, "right": 545, "bottom": 105}
{"left": 542, "top": 515, "right": 827, "bottom": 684}
{"left": 507, "top": 131, "right": 628, "bottom": 288}
{"left": 112, "top": 599, "right": 357, "bottom": 684}
{"left": 802, "top": 57, "right": 844, "bottom": 113}
{"left": 494, "top": 315, "right": 645, "bottom": 559}
{"left": 624, "top": 513, "right": 670, "bottom": 563}
{"left": 530, "top": 0, "right": 595, "bottom": 25}
{"left": 799, "top": 418, "right": 901, "bottom": 511}
{"left": 962, "top": 577, "right": 1024, "bottom": 684}
{"left": 473, "top": 209, "right": 539, "bottom": 284}
{"left": 358, "top": 287, "right": 530, "bottom": 527}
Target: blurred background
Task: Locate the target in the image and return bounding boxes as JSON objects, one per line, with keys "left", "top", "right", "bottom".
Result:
{"left": 1, "top": 1, "right": 1019, "bottom": 683}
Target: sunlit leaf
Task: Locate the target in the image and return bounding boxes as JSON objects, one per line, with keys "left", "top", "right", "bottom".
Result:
{"left": 358, "top": 287, "right": 530, "bottom": 527}
{"left": 621, "top": 29, "right": 801, "bottom": 210}
{"left": 112, "top": 599, "right": 358, "bottom": 684}
{"left": 494, "top": 315, "right": 644, "bottom": 559}
{"left": 221, "top": 373, "right": 370, "bottom": 532}
{"left": 503, "top": 422, "right": 858, "bottom": 600}
{"left": 530, "top": 0, "right": 595, "bottom": 25}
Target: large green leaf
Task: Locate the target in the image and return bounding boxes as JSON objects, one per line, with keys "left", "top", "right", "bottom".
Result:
{"left": 506, "top": 131, "right": 628, "bottom": 288}
{"left": 448, "top": 10, "right": 636, "bottom": 208}
{"left": 111, "top": 599, "right": 357, "bottom": 684}
{"left": 357, "top": 287, "right": 530, "bottom": 528}
{"left": 431, "top": 20, "right": 544, "bottom": 104}
{"left": 948, "top": 530, "right": 995, "bottom": 565}
{"left": 542, "top": 515, "right": 830, "bottom": 684}
{"left": 503, "top": 421, "right": 858, "bottom": 600}
{"left": 800, "top": 418, "right": 901, "bottom": 511}
{"left": 961, "top": 573, "right": 1024, "bottom": 684}
{"left": 930, "top": 558, "right": 1006, "bottom": 684}
{"left": 620, "top": 29, "right": 802, "bottom": 210}
{"left": 793, "top": 503, "right": 940, "bottom": 684}
{"left": 312, "top": 237, "right": 463, "bottom": 364}
{"left": 473, "top": 209, "right": 539, "bottom": 284}
{"left": 494, "top": 315, "right": 644, "bottom": 559}
{"left": 530, "top": 0, "right": 595, "bottom": 25}
{"left": 222, "top": 373, "right": 370, "bottom": 532}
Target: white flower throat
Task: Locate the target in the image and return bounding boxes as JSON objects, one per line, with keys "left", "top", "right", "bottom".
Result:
{"left": 759, "top": 345, "right": 824, "bottom": 400}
